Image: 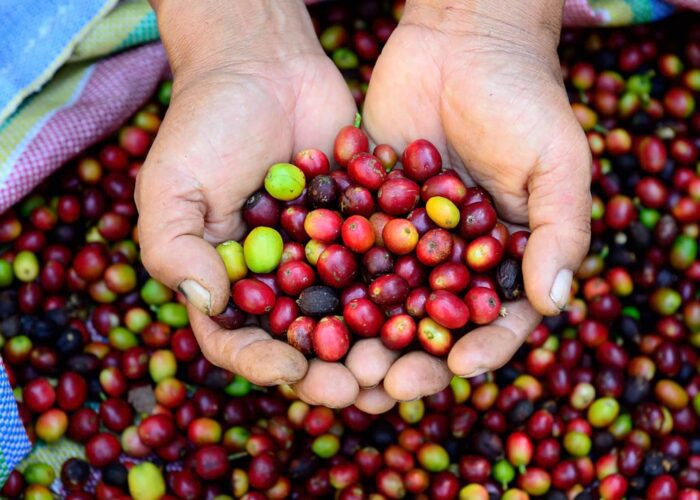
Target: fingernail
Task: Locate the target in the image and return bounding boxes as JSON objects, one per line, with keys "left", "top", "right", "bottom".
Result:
{"left": 549, "top": 269, "right": 573, "bottom": 310}
{"left": 178, "top": 279, "right": 211, "bottom": 315}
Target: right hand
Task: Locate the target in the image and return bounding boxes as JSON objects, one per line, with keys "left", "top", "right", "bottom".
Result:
{"left": 136, "top": 0, "right": 362, "bottom": 394}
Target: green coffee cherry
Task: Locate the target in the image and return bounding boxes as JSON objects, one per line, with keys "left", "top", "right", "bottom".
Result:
{"left": 312, "top": 434, "right": 340, "bottom": 458}
{"left": 24, "top": 463, "right": 55, "bottom": 486}
{"left": 13, "top": 251, "right": 39, "bottom": 282}
{"left": 141, "top": 278, "right": 173, "bottom": 305}
{"left": 157, "top": 302, "right": 189, "bottom": 328}
{"left": 264, "top": 163, "right": 306, "bottom": 201}
{"left": 588, "top": 397, "right": 620, "bottom": 428}
{"left": 0, "top": 259, "right": 13, "bottom": 287}
{"left": 128, "top": 462, "right": 166, "bottom": 500}
{"left": 243, "top": 227, "right": 283, "bottom": 273}
{"left": 216, "top": 240, "right": 248, "bottom": 282}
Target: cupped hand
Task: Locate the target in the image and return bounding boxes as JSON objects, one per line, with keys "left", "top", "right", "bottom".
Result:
{"left": 362, "top": 1, "right": 591, "bottom": 390}
{"left": 136, "top": 1, "right": 364, "bottom": 399}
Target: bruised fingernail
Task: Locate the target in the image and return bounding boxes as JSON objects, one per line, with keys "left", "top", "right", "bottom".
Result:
{"left": 549, "top": 269, "right": 573, "bottom": 310}
{"left": 178, "top": 279, "right": 211, "bottom": 315}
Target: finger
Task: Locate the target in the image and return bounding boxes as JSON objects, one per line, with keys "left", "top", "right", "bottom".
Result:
{"left": 523, "top": 129, "right": 591, "bottom": 315}
{"left": 136, "top": 165, "right": 230, "bottom": 316}
{"left": 345, "top": 339, "right": 399, "bottom": 389}
{"left": 293, "top": 360, "right": 360, "bottom": 409}
{"left": 383, "top": 352, "right": 452, "bottom": 401}
{"left": 188, "top": 304, "right": 307, "bottom": 385}
{"left": 355, "top": 385, "right": 396, "bottom": 414}
{"left": 447, "top": 299, "right": 542, "bottom": 378}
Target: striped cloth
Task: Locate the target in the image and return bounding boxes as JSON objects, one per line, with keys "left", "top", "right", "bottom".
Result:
{"left": 0, "top": 0, "right": 699, "bottom": 490}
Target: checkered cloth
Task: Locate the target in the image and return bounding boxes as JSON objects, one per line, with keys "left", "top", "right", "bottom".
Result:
{"left": 0, "top": 358, "right": 32, "bottom": 486}
{"left": 0, "top": 0, "right": 699, "bottom": 491}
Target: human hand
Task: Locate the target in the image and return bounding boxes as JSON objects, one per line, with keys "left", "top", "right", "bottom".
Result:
{"left": 136, "top": 0, "right": 361, "bottom": 391}
{"left": 362, "top": 0, "right": 591, "bottom": 390}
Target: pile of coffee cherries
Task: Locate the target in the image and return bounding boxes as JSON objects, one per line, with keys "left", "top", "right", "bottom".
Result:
{"left": 214, "top": 120, "right": 526, "bottom": 361}
{"left": 0, "top": 1, "right": 698, "bottom": 499}
{"left": 311, "top": 0, "right": 402, "bottom": 108}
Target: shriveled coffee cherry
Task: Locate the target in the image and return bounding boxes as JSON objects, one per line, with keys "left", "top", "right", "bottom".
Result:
{"left": 497, "top": 259, "right": 524, "bottom": 300}
{"left": 297, "top": 286, "right": 339, "bottom": 316}
{"left": 312, "top": 316, "right": 350, "bottom": 361}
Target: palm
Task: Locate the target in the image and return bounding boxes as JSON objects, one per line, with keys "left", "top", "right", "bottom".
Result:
{"left": 364, "top": 23, "right": 589, "bottom": 380}
{"left": 140, "top": 54, "right": 357, "bottom": 244}
{"left": 137, "top": 54, "right": 361, "bottom": 395}
{"left": 366, "top": 24, "right": 582, "bottom": 221}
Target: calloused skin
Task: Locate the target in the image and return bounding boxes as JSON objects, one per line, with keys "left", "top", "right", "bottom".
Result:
{"left": 137, "top": 0, "right": 591, "bottom": 413}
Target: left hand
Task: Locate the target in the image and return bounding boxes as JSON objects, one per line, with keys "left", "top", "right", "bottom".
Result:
{"left": 356, "top": 0, "right": 591, "bottom": 405}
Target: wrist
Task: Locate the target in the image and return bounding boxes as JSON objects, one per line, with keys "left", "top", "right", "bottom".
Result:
{"left": 152, "top": 0, "right": 322, "bottom": 80}
{"left": 402, "top": 0, "right": 564, "bottom": 53}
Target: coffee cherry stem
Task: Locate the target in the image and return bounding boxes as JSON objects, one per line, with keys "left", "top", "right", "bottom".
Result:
{"left": 353, "top": 112, "right": 362, "bottom": 129}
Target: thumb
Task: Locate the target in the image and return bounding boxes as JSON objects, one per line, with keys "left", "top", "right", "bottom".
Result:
{"left": 135, "top": 166, "right": 230, "bottom": 316}
{"left": 523, "top": 130, "right": 591, "bottom": 316}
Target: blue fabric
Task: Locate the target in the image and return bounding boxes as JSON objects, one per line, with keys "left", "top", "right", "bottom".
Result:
{"left": 0, "top": 358, "right": 32, "bottom": 486}
{"left": 0, "top": 0, "right": 116, "bottom": 122}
